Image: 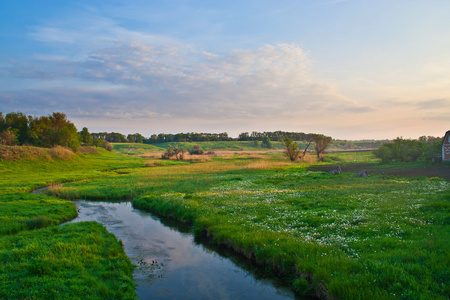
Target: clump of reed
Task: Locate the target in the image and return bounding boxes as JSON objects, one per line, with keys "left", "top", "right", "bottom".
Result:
{"left": 49, "top": 146, "right": 76, "bottom": 160}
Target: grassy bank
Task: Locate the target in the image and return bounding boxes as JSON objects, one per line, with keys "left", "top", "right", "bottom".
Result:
{"left": 0, "top": 222, "right": 135, "bottom": 299}
{"left": 49, "top": 150, "right": 450, "bottom": 299}
{"left": 0, "top": 146, "right": 142, "bottom": 299}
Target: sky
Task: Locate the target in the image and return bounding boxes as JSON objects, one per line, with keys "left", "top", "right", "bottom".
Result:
{"left": 0, "top": 0, "right": 449, "bottom": 140}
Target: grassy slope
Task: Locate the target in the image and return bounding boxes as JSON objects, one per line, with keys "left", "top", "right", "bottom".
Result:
{"left": 0, "top": 147, "right": 142, "bottom": 299}
{"left": 51, "top": 151, "right": 450, "bottom": 299}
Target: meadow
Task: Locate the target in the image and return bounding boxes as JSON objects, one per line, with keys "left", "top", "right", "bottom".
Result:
{"left": 47, "top": 146, "right": 449, "bottom": 299}
{"left": 0, "top": 146, "right": 140, "bottom": 299}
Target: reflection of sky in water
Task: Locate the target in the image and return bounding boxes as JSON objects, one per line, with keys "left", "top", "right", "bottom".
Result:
{"left": 69, "top": 201, "right": 295, "bottom": 300}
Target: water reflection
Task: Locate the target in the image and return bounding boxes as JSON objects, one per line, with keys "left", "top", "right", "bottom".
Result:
{"left": 69, "top": 200, "right": 296, "bottom": 300}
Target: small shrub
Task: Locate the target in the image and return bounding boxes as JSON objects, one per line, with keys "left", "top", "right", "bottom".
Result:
{"left": 0, "top": 129, "right": 17, "bottom": 145}
{"left": 190, "top": 144, "right": 205, "bottom": 155}
{"left": 161, "top": 145, "right": 175, "bottom": 159}
{"left": 102, "top": 140, "right": 113, "bottom": 152}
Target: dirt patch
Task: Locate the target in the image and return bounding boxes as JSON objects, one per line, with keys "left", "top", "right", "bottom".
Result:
{"left": 308, "top": 163, "right": 450, "bottom": 181}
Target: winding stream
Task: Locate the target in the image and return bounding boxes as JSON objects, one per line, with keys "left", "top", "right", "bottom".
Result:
{"left": 69, "top": 200, "right": 296, "bottom": 299}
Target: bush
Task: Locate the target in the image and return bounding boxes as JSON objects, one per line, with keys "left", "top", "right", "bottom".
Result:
{"left": 161, "top": 145, "right": 175, "bottom": 159}
{"left": 189, "top": 144, "right": 204, "bottom": 155}
{"left": 102, "top": 140, "right": 113, "bottom": 152}
{"left": 373, "top": 138, "right": 441, "bottom": 163}
{"left": 0, "top": 129, "right": 17, "bottom": 145}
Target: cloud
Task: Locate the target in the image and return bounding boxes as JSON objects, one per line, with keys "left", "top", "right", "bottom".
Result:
{"left": 3, "top": 37, "right": 371, "bottom": 122}
{"left": 415, "top": 98, "right": 449, "bottom": 110}
{"left": 1, "top": 17, "right": 381, "bottom": 137}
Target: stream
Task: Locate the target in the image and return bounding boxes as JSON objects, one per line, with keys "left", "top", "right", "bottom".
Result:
{"left": 69, "top": 200, "right": 297, "bottom": 300}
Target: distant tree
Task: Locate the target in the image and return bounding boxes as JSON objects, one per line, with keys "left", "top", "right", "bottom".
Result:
{"left": 261, "top": 136, "right": 272, "bottom": 149}
{"left": 127, "top": 134, "right": 136, "bottom": 143}
{"left": 238, "top": 132, "right": 250, "bottom": 141}
{"left": 284, "top": 137, "right": 300, "bottom": 161}
{"left": 79, "top": 127, "right": 93, "bottom": 146}
{"left": 301, "top": 134, "right": 315, "bottom": 158}
{"left": 313, "top": 134, "right": 332, "bottom": 160}
{"left": 106, "top": 132, "right": 127, "bottom": 143}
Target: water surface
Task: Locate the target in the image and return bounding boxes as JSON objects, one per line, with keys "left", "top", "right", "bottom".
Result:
{"left": 70, "top": 200, "right": 296, "bottom": 300}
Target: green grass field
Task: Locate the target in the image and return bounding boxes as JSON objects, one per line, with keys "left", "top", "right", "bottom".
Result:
{"left": 1, "top": 144, "right": 449, "bottom": 299}
{"left": 48, "top": 148, "right": 449, "bottom": 299}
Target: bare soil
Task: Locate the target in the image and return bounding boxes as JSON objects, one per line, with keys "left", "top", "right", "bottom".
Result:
{"left": 308, "top": 163, "right": 450, "bottom": 181}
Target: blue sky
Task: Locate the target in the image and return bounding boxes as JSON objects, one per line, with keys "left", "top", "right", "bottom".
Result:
{"left": 1, "top": 0, "right": 449, "bottom": 139}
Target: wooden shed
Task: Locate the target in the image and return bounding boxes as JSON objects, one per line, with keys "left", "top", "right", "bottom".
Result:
{"left": 443, "top": 130, "right": 450, "bottom": 161}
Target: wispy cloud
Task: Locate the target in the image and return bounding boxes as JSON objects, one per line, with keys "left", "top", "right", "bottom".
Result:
{"left": 4, "top": 26, "right": 372, "bottom": 123}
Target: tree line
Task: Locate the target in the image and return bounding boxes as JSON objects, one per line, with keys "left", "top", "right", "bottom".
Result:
{"left": 1, "top": 112, "right": 334, "bottom": 151}
{"left": 0, "top": 112, "right": 111, "bottom": 151}
{"left": 0, "top": 112, "right": 80, "bottom": 151}
{"left": 91, "top": 130, "right": 331, "bottom": 144}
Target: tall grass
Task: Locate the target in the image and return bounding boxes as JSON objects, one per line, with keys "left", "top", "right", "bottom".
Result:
{"left": 0, "top": 222, "right": 135, "bottom": 299}
{"left": 0, "top": 147, "right": 141, "bottom": 299}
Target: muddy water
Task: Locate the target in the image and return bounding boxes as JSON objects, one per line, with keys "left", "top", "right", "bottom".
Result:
{"left": 69, "top": 200, "right": 296, "bottom": 300}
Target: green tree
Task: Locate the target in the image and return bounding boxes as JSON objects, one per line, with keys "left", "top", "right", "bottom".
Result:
{"left": 284, "top": 137, "right": 300, "bottom": 161}
{"left": 261, "top": 136, "right": 273, "bottom": 149}
{"left": 79, "top": 127, "right": 93, "bottom": 146}
{"left": 313, "top": 134, "right": 332, "bottom": 160}
{"left": 5, "top": 112, "right": 30, "bottom": 145}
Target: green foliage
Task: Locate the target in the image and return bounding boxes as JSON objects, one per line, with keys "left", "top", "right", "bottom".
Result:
{"left": 312, "top": 134, "right": 332, "bottom": 160}
{"left": 189, "top": 144, "right": 205, "bottom": 155}
{"left": 373, "top": 138, "right": 441, "bottom": 163}
{"left": 79, "top": 127, "right": 93, "bottom": 146}
{"left": 284, "top": 137, "right": 300, "bottom": 161}
{"left": 1, "top": 112, "right": 80, "bottom": 151}
{"left": 261, "top": 136, "right": 273, "bottom": 149}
